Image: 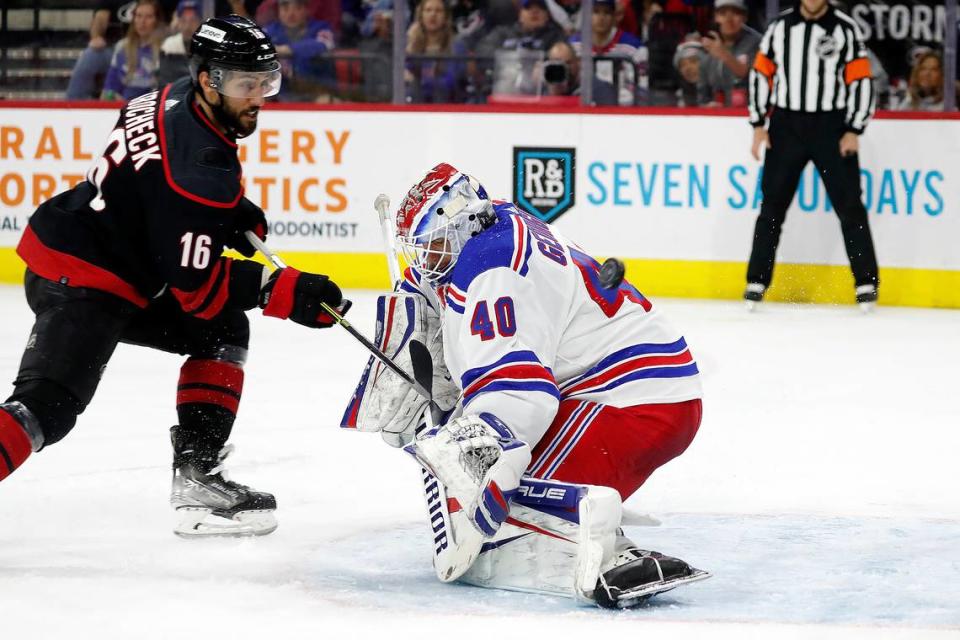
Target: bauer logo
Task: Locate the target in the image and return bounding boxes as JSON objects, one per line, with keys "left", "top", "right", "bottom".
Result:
{"left": 513, "top": 147, "right": 576, "bottom": 222}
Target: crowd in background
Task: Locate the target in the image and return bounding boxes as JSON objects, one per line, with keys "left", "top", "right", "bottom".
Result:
{"left": 60, "top": 0, "right": 959, "bottom": 108}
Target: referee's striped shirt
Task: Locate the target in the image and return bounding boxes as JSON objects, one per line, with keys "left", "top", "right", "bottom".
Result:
{"left": 748, "top": 5, "right": 875, "bottom": 133}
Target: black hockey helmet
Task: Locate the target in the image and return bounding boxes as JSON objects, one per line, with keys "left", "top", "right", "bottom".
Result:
{"left": 189, "top": 15, "right": 281, "bottom": 98}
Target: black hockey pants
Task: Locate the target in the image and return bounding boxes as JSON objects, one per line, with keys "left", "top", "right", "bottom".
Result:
{"left": 746, "top": 110, "right": 879, "bottom": 289}
{"left": 7, "top": 271, "right": 249, "bottom": 448}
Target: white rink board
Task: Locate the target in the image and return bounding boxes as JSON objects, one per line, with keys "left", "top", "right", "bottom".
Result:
{"left": 0, "top": 106, "right": 956, "bottom": 269}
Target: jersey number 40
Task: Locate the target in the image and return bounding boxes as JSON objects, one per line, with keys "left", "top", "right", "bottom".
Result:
{"left": 471, "top": 297, "right": 517, "bottom": 341}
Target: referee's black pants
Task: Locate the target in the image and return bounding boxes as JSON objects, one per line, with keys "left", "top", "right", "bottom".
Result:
{"left": 747, "top": 110, "right": 879, "bottom": 289}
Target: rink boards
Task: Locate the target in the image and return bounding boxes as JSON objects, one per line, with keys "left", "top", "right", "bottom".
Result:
{"left": 1, "top": 103, "right": 958, "bottom": 308}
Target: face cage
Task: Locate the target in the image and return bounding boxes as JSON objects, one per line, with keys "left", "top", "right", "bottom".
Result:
{"left": 399, "top": 217, "right": 465, "bottom": 285}
{"left": 209, "top": 64, "right": 282, "bottom": 99}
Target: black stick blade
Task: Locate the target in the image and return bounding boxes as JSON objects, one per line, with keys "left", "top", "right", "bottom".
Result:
{"left": 409, "top": 339, "right": 445, "bottom": 427}
{"left": 599, "top": 257, "right": 626, "bottom": 289}
{"left": 408, "top": 339, "right": 434, "bottom": 399}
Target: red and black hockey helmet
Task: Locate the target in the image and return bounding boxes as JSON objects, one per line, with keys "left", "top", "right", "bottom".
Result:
{"left": 189, "top": 15, "right": 281, "bottom": 97}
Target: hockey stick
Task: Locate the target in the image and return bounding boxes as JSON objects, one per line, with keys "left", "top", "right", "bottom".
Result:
{"left": 374, "top": 194, "right": 402, "bottom": 289}
{"left": 244, "top": 231, "right": 443, "bottom": 418}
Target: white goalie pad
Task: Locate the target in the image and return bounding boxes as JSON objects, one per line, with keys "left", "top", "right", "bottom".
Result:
{"left": 340, "top": 293, "right": 458, "bottom": 446}
{"left": 458, "top": 479, "right": 622, "bottom": 602}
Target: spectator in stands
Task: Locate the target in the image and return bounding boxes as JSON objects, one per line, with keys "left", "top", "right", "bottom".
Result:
{"left": 543, "top": 39, "right": 617, "bottom": 102}
{"left": 405, "top": 0, "right": 468, "bottom": 102}
{"left": 699, "top": 0, "right": 758, "bottom": 107}
{"left": 894, "top": 51, "right": 947, "bottom": 112}
{"left": 570, "top": 0, "right": 647, "bottom": 105}
{"left": 157, "top": 0, "right": 202, "bottom": 86}
{"left": 256, "top": 0, "right": 341, "bottom": 38}
{"left": 477, "top": 0, "right": 565, "bottom": 57}
{"left": 477, "top": 0, "right": 565, "bottom": 94}
{"left": 101, "top": 0, "right": 168, "bottom": 101}
{"left": 673, "top": 38, "right": 711, "bottom": 106}
{"left": 66, "top": 0, "right": 178, "bottom": 99}
{"left": 263, "top": 0, "right": 337, "bottom": 100}
{"left": 358, "top": 0, "right": 394, "bottom": 101}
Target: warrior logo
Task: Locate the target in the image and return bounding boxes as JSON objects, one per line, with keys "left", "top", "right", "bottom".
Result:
{"left": 513, "top": 147, "right": 576, "bottom": 223}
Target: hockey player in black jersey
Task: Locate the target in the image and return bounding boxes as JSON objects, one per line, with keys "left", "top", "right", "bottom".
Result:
{"left": 0, "top": 15, "right": 345, "bottom": 537}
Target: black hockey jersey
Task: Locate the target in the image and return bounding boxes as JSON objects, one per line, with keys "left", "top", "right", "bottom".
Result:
{"left": 18, "top": 77, "right": 263, "bottom": 319}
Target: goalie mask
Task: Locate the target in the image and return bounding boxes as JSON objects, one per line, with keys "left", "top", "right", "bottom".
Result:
{"left": 396, "top": 163, "right": 496, "bottom": 285}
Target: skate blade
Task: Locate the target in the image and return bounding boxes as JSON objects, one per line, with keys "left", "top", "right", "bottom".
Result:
{"left": 858, "top": 301, "right": 876, "bottom": 314}
{"left": 744, "top": 300, "right": 758, "bottom": 312}
{"left": 614, "top": 568, "right": 712, "bottom": 608}
{"left": 173, "top": 507, "right": 278, "bottom": 538}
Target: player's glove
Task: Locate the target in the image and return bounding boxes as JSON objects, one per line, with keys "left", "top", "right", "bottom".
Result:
{"left": 406, "top": 413, "right": 531, "bottom": 537}
{"left": 259, "top": 267, "right": 351, "bottom": 328}
{"left": 227, "top": 197, "right": 268, "bottom": 258}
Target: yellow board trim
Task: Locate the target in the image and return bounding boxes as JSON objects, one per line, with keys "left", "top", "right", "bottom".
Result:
{"left": 1, "top": 247, "right": 957, "bottom": 309}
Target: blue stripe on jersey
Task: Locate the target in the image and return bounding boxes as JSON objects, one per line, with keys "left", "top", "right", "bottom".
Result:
{"left": 564, "top": 337, "right": 689, "bottom": 387}
{"left": 450, "top": 204, "right": 531, "bottom": 293}
{"left": 566, "top": 363, "right": 701, "bottom": 397}
{"left": 464, "top": 380, "right": 562, "bottom": 406}
{"left": 461, "top": 349, "right": 543, "bottom": 389}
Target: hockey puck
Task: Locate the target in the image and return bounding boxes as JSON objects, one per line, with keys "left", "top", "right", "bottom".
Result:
{"left": 598, "top": 258, "right": 626, "bottom": 289}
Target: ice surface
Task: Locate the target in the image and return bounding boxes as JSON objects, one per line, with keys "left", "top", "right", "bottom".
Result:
{"left": 1, "top": 286, "right": 957, "bottom": 639}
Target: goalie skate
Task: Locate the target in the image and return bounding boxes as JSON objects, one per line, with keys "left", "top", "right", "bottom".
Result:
{"left": 594, "top": 546, "right": 711, "bottom": 608}
{"left": 170, "top": 427, "right": 277, "bottom": 538}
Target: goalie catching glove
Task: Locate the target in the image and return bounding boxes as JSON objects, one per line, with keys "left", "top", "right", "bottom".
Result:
{"left": 406, "top": 412, "right": 531, "bottom": 536}
{"left": 340, "top": 293, "right": 458, "bottom": 446}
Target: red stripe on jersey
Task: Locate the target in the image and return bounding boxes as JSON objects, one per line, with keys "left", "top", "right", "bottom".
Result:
{"left": 0, "top": 408, "right": 33, "bottom": 479}
{"left": 170, "top": 258, "right": 231, "bottom": 320}
{"left": 563, "top": 350, "right": 694, "bottom": 396}
{"left": 197, "top": 258, "right": 232, "bottom": 320}
{"left": 16, "top": 226, "right": 149, "bottom": 308}
{"left": 191, "top": 101, "right": 238, "bottom": 149}
{"left": 175, "top": 388, "right": 240, "bottom": 414}
{"left": 447, "top": 286, "right": 466, "bottom": 302}
{"left": 179, "top": 358, "right": 244, "bottom": 394}
{"left": 463, "top": 363, "right": 553, "bottom": 398}
{"left": 157, "top": 85, "right": 242, "bottom": 209}
{"left": 511, "top": 217, "right": 526, "bottom": 272}
{"left": 447, "top": 497, "right": 462, "bottom": 513}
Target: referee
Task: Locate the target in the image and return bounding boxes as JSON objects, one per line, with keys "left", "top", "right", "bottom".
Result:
{"left": 745, "top": 0, "right": 879, "bottom": 310}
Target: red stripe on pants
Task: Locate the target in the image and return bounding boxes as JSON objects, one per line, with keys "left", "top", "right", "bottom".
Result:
{"left": 529, "top": 398, "right": 702, "bottom": 500}
{"left": 0, "top": 408, "right": 33, "bottom": 480}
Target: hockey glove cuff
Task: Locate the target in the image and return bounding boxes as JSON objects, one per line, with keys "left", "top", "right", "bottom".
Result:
{"left": 259, "top": 267, "right": 349, "bottom": 329}
{"left": 227, "top": 197, "right": 268, "bottom": 258}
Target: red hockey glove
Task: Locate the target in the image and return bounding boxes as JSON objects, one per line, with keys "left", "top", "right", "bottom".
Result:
{"left": 228, "top": 197, "right": 268, "bottom": 258}
{"left": 259, "top": 267, "right": 349, "bottom": 329}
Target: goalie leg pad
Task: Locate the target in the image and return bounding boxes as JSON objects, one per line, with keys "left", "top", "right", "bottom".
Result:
{"left": 458, "top": 480, "right": 622, "bottom": 600}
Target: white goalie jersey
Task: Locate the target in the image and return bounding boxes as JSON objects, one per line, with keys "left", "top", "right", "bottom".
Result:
{"left": 359, "top": 201, "right": 703, "bottom": 447}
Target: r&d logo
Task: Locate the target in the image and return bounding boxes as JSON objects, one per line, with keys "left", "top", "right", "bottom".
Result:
{"left": 513, "top": 147, "right": 576, "bottom": 222}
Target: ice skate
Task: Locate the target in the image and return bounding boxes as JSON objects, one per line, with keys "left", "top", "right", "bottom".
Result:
{"left": 170, "top": 426, "right": 277, "bottom": 538}
{"left": 593, "top": 538, "right": 710, "bottom": 608}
